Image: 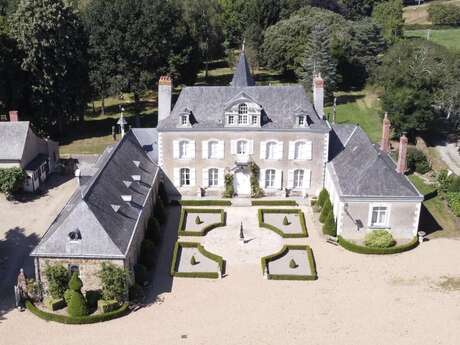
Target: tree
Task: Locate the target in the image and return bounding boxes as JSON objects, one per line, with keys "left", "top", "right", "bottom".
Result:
{"left": 0, "top": 168, "right": 25, "bottom": 195}
{"left": 9, "top": 0, "right": 89, "bottom": 136}
{"left": 66, "top": 272, "right": 88, "bottom": 317}
{"left": 372, "top": 0, "right": 403, "bottom": 45}
{"left": 297, "top": 23, "right": 338, "bottom": 99}
{"left": 320, "top": 198, "right": 332, "bottom": 223}
{"left": 44, "top": 264, "right": 69, "bottom": 299}
{"left": 98, "top": 262, "right": 129, "bottom": 302}
{"left": 339, "top": 0, "right": 385, "bottom": 19}
{"left": 218, "top": 0, "right": 249, "bottom": 48}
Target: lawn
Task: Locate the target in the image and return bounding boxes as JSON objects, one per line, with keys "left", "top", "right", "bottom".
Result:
{"left": 403, "top": 0, "right": 460, "bottom": 25}
{"left": 408, "top": 174, "right": 460, "bottom": 238}
{"left": 405, "top": 28, "right": 460, "bottom": 51}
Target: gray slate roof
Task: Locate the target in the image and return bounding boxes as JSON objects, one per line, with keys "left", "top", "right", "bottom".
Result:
{"left": 32, "top": 131, "right": 159, "bottom": 259}
{"left": 329, "top": 124, "right": 422, "bottom": 199}
{"left": 131, "top": 128, "right": 158, "bottom": 163}
{"left": 158, "top": 85, "right": 328, "bottom": 132}
{"left": 231, "top": 50, "right": 255, "bottom": 87}
{"left": 0, "top": 121, "right": 30, "bottom": 160}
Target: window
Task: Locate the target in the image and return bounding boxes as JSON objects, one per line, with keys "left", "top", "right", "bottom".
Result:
{"left": 266, "top": 141, "right": 277, "bottom": 160}
{"left": 252, "top": 115, "right": 258, "bottom": 125}
{"left": 238, "top": 103, "right": 248, "bottom": 115}
{"left": 179, "top": 140, "right": 189, "bottom": 159}
{"left": 294, "top": 142, "right": 306, "bottom": 160}
{"left": 265, "top": 169, "right": 276, "bottom": 188}
{"left": 228, "top": 115, "right": 234, "bottom": 125}
{"left": 181, "top": 115, "right": 188, "bottom": 126}
{"left": 242, "top": 115, "right": 248, "bottom": 124}
{"left": 238, "top": 115, "right": 243, "bottom": 125}
{"left": 293, "top": 170, "right": 304, "bottom": 189}
{"left": 237, "top": 140, "right": 248, "bottom": 155}
{"left": 370, "top": 206, "right": 388, "bottom": 227}
{"left": 180, "top": 168, "right": 191, "bottom": 186}
{"left": 208, "top": 141, "right": 218, "bottom": 159}
{"left": 208, "top": 168, "right": 219, "bottom": 187}
{"left": 298, "top": 116, "right": 305, "bottom": 126}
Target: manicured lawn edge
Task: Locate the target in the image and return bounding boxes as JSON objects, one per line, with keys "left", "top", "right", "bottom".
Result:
{"left": 173, "top": 200, "right": 232, "bottom": 206}
{"left": 178, "top": 208, "right": 226, "bottom": 236}
{"left": 338, "top": 236, "right": 419, "bottom": 255}
{"left": 251, "top": 200, "right": 298, "bottom": 206}
{"left": 26, "top": 300, "right": 130, "bottom": 324}
{"left": 170, "top": 241, "right": 225, "bottom": 279}
{"left": 258, "top": 208, "right": 308, "bottom": 238}
{"left": 261, "top": 245, "right": 317, "bottom": 281}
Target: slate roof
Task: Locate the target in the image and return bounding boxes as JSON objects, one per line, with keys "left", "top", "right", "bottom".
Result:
{"left": 131, "top": 128, "right": 158, "bottom": 163}
{"left": 31, "top": 131, "right": 159, "bottom": 259}
{"left": 328, "top": 124, "right": 422, "bottom": 199}
{"left": 0, "top": 121, "right": 30, "bottom": 160}
{"left": 231, "top": 50, "right": 255, "bottom": 87}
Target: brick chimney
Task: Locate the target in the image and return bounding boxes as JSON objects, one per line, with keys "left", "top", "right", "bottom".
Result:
{"left": 313, "top": 73, "right": 325, "bottom": 119}
{"left": 9, "top": 110, "right": 19, "bottom": 122}
{"left": 380, "top": 112, "right": 391, "bottom": 153}
{"left": 396, "top": 133, "right": 408, "bottom": 174}
{"left": 158, "top": 76, "right": 172, "bottom": 123}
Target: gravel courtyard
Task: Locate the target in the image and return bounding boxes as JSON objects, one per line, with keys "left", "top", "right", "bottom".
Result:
{"left": 2, "top": 203, "right": 460, "bottom": 345}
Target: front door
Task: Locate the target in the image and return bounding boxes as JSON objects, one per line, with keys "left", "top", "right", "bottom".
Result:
{"left": 234, "top": 171, "right": 251, "bottom": 196}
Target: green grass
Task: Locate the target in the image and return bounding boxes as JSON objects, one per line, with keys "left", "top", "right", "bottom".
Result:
{"left": 325, "top": 89, "right": 383, "bottom": 143}
{"left": 403, "top": 0, "right": 460, "bottom": 25}
{"left": 405, "top": 28, "right": 460, "bottom": 51}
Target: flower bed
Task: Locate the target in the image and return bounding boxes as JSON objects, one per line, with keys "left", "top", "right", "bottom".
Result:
{"left": 258, "top": 208, "right": 308, "bottom": 238}
{"left": 338, "top": 236, "right": 419, "bottom": 255}
{"left": 178, "top": 208, "right": 226, "bottom": 236}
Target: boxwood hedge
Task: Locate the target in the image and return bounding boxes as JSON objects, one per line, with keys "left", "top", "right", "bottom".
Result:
{"left": 258, "top": 209, "right": 308, "bottom": 238}
{"left": 175, "top": 200, "right": 232, "bottom": 206}
{"left": 338, "top": 236, "right": 419, "bottom": 255}
{"left": 178, "top": 208, "right": 226, "bottom": 236}
{"left": 251, "top": 200, "right": 298, "bottom": 206}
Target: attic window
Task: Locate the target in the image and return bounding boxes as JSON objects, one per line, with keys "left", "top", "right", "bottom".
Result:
{"left": 298, "top": 116, "right": 305, "bottom": 126}
{"left": 181, "top": 115, "right": 188, "bottom": 126}
{"left": 123, "top": 181, "right": 132, "bottom": 188}
{"left": 133, "top": 160, "right": 140, "bottom": 168}
{"left": 68, "top": 229, "right": 82, "bottom": 241}
{"left": 121, "top": 195, "right": 132, "bottom": 202}
{"left": 132, "top": 175, "right": 141, "bottom": 181}
{"left": 111, "top": 204, "right": 121, "bottom": 213}
{"left": 238, "top": 103, "right": 248, "bottom": 115}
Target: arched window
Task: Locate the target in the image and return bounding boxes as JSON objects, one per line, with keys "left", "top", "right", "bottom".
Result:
{"left": 180, "top": 168, "right": 190, "bottom": 186}
{"left": 294, "top": 141, "right": 306, "bottom": 160}
{"left": 293, "top": 169, "right": 304, "bottom": 188}
{"left": 266, "top": 141, "right": 277, "bottom": 160}
{"left": 238, "top": 103, "right": 248, "bottom": 114}
{"left": 237, "top": 140, "right": 248, "bottom": 155}
{"left": 208, "top": 168, "right": 219, "bottom": 187}
{"left": 208, "top": 141, "right": 218, "bottom": 159}
{"left": 179, "top": 140, "right": 189, "bottom": 159}
{"left": 265, "top": 169, "right": 276, "bottom": 188}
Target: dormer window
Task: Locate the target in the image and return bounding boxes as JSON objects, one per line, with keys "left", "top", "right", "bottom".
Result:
{"left": 68, "top": 229, "right": 82, "bottom": 241}
{"left": 238, "top": 103, "right": 248, "bottom": 114}
{"left": 224, "top": 92, "right": 262, "bottom": 128}
{"left": 298, "top": 116, "right": 305, "bottom": 126}
{"left": 181, "top": 115, "right": 188, "bottom": 126}
{"left": 251, "top": 115, "right": 258, "bottom": 125}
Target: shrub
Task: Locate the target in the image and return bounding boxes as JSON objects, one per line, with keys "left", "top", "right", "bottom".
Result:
{"left": 322, "top": 212, "right": 337, "bottom": 237}
{"left": 178, "top": 200, "right": 232, "bottom": 206}
{"left": 44, "top": 264, "right": 69, "bottom": 299}
{"left": 448, "top": 176, "right": 460, "bottom": 193}
{"left": 249, "top": 162, "right": 264, "bottom": 198}
{"left": 437, "top": 170, "right": 460, "bottom": 193}
{"left": 97, "top": 300, "right": 119, "bottom": 314}
{"left": 195, "top": 215, "right": 202, "bottom": 224}
{"left": 64, "top": 289, "right": 72, "bottom": 305}
{"left": 364, "top": 230, "right": 396, "bottom": 248}
{"left": 407, "top": 148, "right": 430, "bottom": 174}
{"left": 44, "top": 297, "right": 65, "bottom": 311}
{"left": 317, "top": 189, "right": 329, "bottom": 207}
{"left": 283, "top": 216, "right": 290, "bottom": 226}
{"left": 66, "top": 272, "right": 88, "bottom": 317}
{"left": 447, "top": 192, "right": 460, "bottom": 217}
{"left": 289, "top": 259, "right": 298, "bottom": 269}
{"left": 145, "top": 217, "right": 161, "bottom": 243}
{"left": 140, "top": 239, "right": 156, "bottom": 268}
{"left": 339, "top": 236, "right": 418, "bottom": 255}
{"left": 223, "top": 174, "right": 234, "bottom": 198}
{"left": 190, "top": 255, "right": 198, "bottom": 265}
{"left": 428, "top": 4, "right": 460, "bottom": 26}
{"left": 98, "top": 262, "right": 129, "bottom": 302}
{"left": 154, "top": 198, "right": 167, "bottom": 224}
{"left": 319, "top": 199, "right": 332, "bottom": 223}
{"left": 0, "top": 167, "right": 26, "bottom": 195}
{"left": 258, "top": 209, "right": 308, "bottom": 238}
{"left": 251, "top": 200, "right": 298, "bottom": 206}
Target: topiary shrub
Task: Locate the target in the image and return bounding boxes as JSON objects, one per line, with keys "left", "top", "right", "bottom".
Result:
{"left": 195, "top": 215, "right": 202, "bottom": 224}
{"left": 282, "top": 216, "right": 290, "bottom": 226}
{"left": 98, "top": 262, "right": 129, "bottom": 302}
{"left": 44, "top": 264, "right": 69, "bottom": 299}
{"left": 364, "top": 230, "right": 396, "bottom": 248}
{"left": 223, "top": 174, "right": 234, "bottom": 198}
{"left": 140, "top": 239, "right": 156, "bottom": 269}
{"left": 190, "top": 255, "right": 198, "bottom": 265}
{"left": 289, "top": 259, "right": 298, "bottom": 269}
{"left": 319, "top": 199, "right": 332, "bottom": 223}
{"left": 317, "top": 189, "right": 329, "bottom": 207}
{"left": 322, "top": 212, "right": 337, "bottom": 236}
{"left": 66, "top": 272, "right": 88, "bottom": 317}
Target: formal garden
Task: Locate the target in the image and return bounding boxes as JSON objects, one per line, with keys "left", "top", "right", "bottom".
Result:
{"left": 258, "top": 208, "right": 308, "bottom": 238}
{"left": 178, "top": 208, "right": 226, "bottom": 236}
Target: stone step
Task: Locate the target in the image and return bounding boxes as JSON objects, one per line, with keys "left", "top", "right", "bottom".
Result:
{"left": 232, "top": 198, "right": 252, "bottom": 207}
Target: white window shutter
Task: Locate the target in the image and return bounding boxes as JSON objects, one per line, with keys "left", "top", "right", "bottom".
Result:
{"left": 287, "top": 170, "right": 294, "bottom": 188}
{"left": 288, "top": 141, "right": 294, "bottom": 160}
{"left": 231, "top": 140, "right": 237, "bottom": 155}
{"left": 202, "top": 141, "right": 208, "bottom": 159}
{"left": 173, "top": 168, "right": 180, "bottom": 187}
{"left": 218, "top": 141, "right": 225, "bottom": 159}
{"left": 259, "top": 169, "right": 266, "bottom": 189}
{"left": 218, "top": 168, "right": 225, "bottom": 187}
{"left": 190, "top": 168, "right": 196, "bottom": 186}
{"left": 304, "top": 169, "right": 311, "bottom": 188}
{"left": 190, "top": 140, "right": 196, "bottom": 159}
{"left": 277, "top": 141, "right": 284, "bottom": 160}
{"left": 275, "top": 170, "right": 282, "bottom": 189}
{"left": 260, "top": 141, "right": 266, "bottom": 159}
{"left": 306, "top": 141, "right": 312, "bottom": 160}
{"left": 173, "top": 141, "right": 179, "bottom": 159}
{"left": 202, "top": 168, "right": 209, "bottom": 187}
{"left": 249, "top": 140, "right": 254, "bottom": 154}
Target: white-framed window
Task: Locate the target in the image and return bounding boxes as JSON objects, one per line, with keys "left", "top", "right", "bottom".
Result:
{"left": 294, "top": 141, "right": 306, "bottom": 160}
{"left": 266, "top": 141, "right": 277, "bottom": 160}
{"left": 179, "top": 140, "right": 189, "bottom": 159}
{"left": 238, "top": 103, "right": 248, "bottom": 114}
{"left": 242, "top": 115, "right": 248, "bottom": 124}
{"left": 180, "top": 168, "right": 190, "bottom": 186}
{"left": 252, "top": 115, "right": 258, "bottom": 125}
{"left": 298, "top": 116, "right": 305, "bottom": 126}
{"left": 238, "top": 115, "right": 243, "bottom": 125}
{"left": 181, "top": 115, "right": 188, "bottom": 126}
{"left": 208, "top": 141, "right": 218, "bottom": 159}
{"left": 369, "top": 205, "right": 390, "bottom": 228}
{"left": 228, "top": 115, "right": 234, "bottom": 125}
{"left": 265, "top": 169, "right": 276, "bottom": 188}
{"left": 293, "top": 169, "right": 304, "bottom": 189}
{"left": 208, "top": 168, "right": 219, "bottom": 187}
{"left": 237, "top": 140, "right": 248, "bottom": 155}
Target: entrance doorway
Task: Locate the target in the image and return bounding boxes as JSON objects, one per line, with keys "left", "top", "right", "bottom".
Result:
{"left": 233, "top": 171, "right": 251, "bottom": 196}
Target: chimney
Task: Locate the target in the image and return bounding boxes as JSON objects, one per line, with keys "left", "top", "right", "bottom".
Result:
{"left": 9, "top": 110, "right": 19, "bottom": 122}
{"left": 313, "top": 74, "right": 324, "bottom": 119}
{"left": 396, "top": 133, "right": 408, "bottom": 174}
{"left": 158, "top": 76, "right": 172, "bottom": 123}
{"left": 380, "top": 112, "right": 391, "bottom": 153}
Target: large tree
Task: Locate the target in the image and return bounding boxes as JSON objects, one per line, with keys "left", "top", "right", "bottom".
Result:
{"left": 10, "top": 0, "right": 89, "bottom": 135}
{"left": 372, "top": 0, "right": 404, "bottom": 45}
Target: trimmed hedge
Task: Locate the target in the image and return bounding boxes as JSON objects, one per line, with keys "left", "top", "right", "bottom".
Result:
{"left": 261, "top": 245, "right": 317, "bottom": 281}
{"left": 251, "top": 200, "right": 298, "bottom": 206}
{"left": 26, "top": 300, "right": 130, "bottom": 324}
{"left": 258, "top": 209, "right": 308, "bottom": 238}
{"left": 175, "top": 199, "right": 232, "bottom": 206}
{"left": 44, "top": 297, "right": 65, "bottom": 311}
{"left": 170, "top": 241, "right": 225, "bottom": 279}
{"left": 338, "top": 236, "right": 419, "bottom": 255}
{"left": 178, "top": 208, "right": 226, "bottom": 236}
